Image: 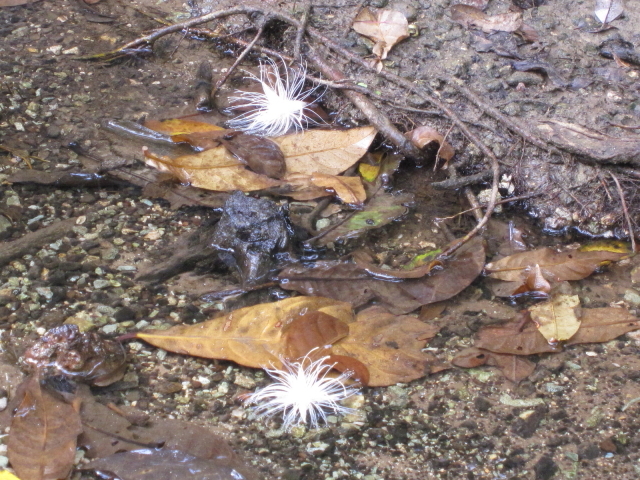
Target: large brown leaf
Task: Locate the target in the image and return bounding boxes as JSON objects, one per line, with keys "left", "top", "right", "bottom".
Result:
{"left": 486, "top": 247, "right": 626, "bottom": 283}
{"left": 7, "top": 374, "right": 83, "bottom": 480}
{"left": 451, "top": 5, "right": 522, "bottom": 32}
{"left": 279, "top": 236, "right": 485, "bottom": 314}
{"left": 134, "top": 297, "right": 354, "bottom": 370}
{"left": 474, "top": 313, "right": 559, "bottom": 355}
{"left": 566, "top": 307, "right": 640, "bottom": 345}
{"left": 273, "top": 126, "right": 377, "bottom": 175}
{"left": 331, "top": 306, "right": 440, "bottom": 386}
{"left": 452, "top": 347, "right": 536, "bottom": 383}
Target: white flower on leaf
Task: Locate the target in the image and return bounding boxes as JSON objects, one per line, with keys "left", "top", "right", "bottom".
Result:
{"left": 227, "top": 59, "right": 322, "bottom": 137}
{"left": 245, "top": 354, "right": 359, "bottom": 430}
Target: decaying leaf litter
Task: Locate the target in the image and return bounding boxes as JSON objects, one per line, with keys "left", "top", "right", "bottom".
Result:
{"left": 3, "top": 0, "right": 638, "bottom": 478}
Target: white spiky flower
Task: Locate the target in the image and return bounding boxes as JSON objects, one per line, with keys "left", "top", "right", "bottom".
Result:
{"left": 227, "top": 59, "right": 322, "bottom": 137}
{"left": 245, "top": 354, "right": 360, "bottom": 430}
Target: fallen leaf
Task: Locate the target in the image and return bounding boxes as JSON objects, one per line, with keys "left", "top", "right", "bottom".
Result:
{"left": 451, "top": 5, "right": 522, "bottom": 33}
{"left": 594, "top": 0, "right": 624, "bottom": 24}
{"left": 352, "top": 249, "right": 441, "bottom": 279}
{"left": 304, "top": 173, "right": 366, "bottom": 206}
{"left": 486, "top": 247, "right": 627, "bottom": 283}
{"left": 529, "top": 294, "right": 581, "bottom": 343}
{"left": 352, "top": 8, "right": 409, "bottom": 61}
{"left": 283, "top": 311, "right": 350, "bottom": 360}
{"left": 535, "top": 120, "right": 640, "bottom": 165}
{"left": 331, "top": 306, "right": 440, "bottom": 386}
{"left": 273, "top": 126, "right": 377, "bottom": 176}
{"left": 406, "top": 126, "right": 455, "bottom": 162}
{"left": 220, "top": 133, "right": 286, "bottom": 179}
{"left": 0, "top": 471, "right": 21, "bottom": 480}
{"left": 143, "top": 147, "right": 281, "bottom": 192}
{"left": 452, "top": 347, "right": 536, "bottom": 383}
{"left": 133, "top": 297, "right": 354, "bottom": 370}
{"left": 308, "top": 191, "right": 412, "bottom": 246}
{"left": 7, "top": 374, "right": 83, "bottom": 480}
{"left": 475, "top": 312, "right": 559, "bottom": 355}
{"left": 279, "top": 236, "right": 485, "bottom": 314}
{"left": 566, "top": 307, "right": 640, "bottom": 345}
{"left": 83, "top": 449, "right": 254, "bottom": 480}
{"left": 144, "top": 118, "right": 225, "bottom": 135}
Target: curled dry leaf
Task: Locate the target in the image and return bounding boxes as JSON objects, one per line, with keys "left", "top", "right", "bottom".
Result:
{"left": 331, "top": 306, "right": 440, "bottom": 386}
{"left": 452, "top": 347, "right": 536, "bottom": 383}
{"left": 133, "top": 296, "right": 354, "bottom": 370}
{"left": 529, "top": 294, "right": 581, "bottom": 343}
{"left": 279, "top": 236, "right": 485, "bottom": 314}
{"left": 352, "top": 8, "right": 409, "bottom": 62}
{"left": 406, "top": 126, "right": 455, "bottom": 162}
{"left": 7, "top": 374, "right": 83, "bottom": 480}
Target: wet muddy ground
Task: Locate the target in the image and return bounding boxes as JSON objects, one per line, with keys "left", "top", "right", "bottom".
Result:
{"left": 2, "top": 0, "right": 640, "bottom": 479}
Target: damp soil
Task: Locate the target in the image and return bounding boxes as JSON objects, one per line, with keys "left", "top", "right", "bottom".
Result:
{"left": 1, "top": 0, "right": 640, "bottom": 479}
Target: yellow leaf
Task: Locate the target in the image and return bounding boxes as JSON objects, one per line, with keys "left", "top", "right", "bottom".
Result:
{"left": 144, "top": 119, "right": 225, "bottom": 135}
{"left": 0, "top": 472, "right": 22, "bottom": 480}
{"left": 135, "top": 297, "right": 354, "bottom": 369}
{"left": 274, "top": 126, "right": 377, "bottom": 176}
{"left": 529, "top": 294, "right": 581, "bottom": 343}
{"left": 359, "top": 163, "right": 380, "bottom": 182}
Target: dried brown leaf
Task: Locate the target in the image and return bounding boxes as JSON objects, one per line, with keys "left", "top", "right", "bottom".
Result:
{"left": 352, "top": 8, "right": 409, "bottom": 60}
{"left": 221, "top": 133, "right": 286, "bottom": 179}
{"left": 7, "top": 374, "right": 83, "bottom": 480}
{"left": 283, "top": 311, "right": 350, "bottom": 360}
{"left": 451, "top": 5, "right": 523, "bottom": 32}
{"left": 331, "top": 306, "right": 440, "bottom": 386}
{"left": 273, "top": 126, "right": 377, "bottom": 176}
{"left": 406, "top": 126, "right": 455, "bottom": 161}
{"left": 134, "top": 297, "right": 354, "bottom": 369}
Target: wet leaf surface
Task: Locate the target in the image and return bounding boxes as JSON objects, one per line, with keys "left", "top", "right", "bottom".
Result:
{"left": 452, "top": 347, "right": 536, "bottom": 383}
{"left": 308, "top": 191, "right": 412, "bottom": 246}
{"left": 352, "top": 8, "right": 409, "bottom": 64}
{"left": 279, "top": 236, "right": 485, "bottom": 314}
{"left": 475, "top": 313, "right": 559, "bottom": 355}
{"left": 133, "top": 297, "right": 354, "bottom": 370}
{"left": 144, "top": 118, "right": 225, "bottom": 135}
{"left": 283, "top": 311, "right": 350, "bottom": 360}
{"left": 485, "top": 246, "right": 627, "bottom": 289}
{"left": 7, "top": 374, "right": 82, "bottom": 480}
{"left": 529, "top": 294, "right": 581, "bottom": 343}
{"left": 566, "top": 307, "right": 640, "bottom": 345}
{"left": 220, "top": 133, "right": 286, "bottom": 179}
{"left": 331, "top": 306, "right": 440, "bottom": 386}
{"left": 23, "top": 324, "right": 126, "bottom": 386}
{"left": 451, "top": 5, "right": 523, "bottom": 33}
{"left": 83, "top": 449, "right": 256, "bottom": 480}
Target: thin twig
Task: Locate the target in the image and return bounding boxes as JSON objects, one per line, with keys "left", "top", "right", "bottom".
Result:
{"left": 610, "top": 172, "right": 636, "bottom": 252}
{"left": 431, "top": 169, "right": 496, "bottom": 190}
{"left": 294, "top": 0, "right": 311, "bottom": 60}
{"left": 305, "top": 43, "right": 424, "bottom": 160}
{"left": 445, "top": 77, "right": 561, "bottom": 155}
{"left": 435, "top": 193, "right": 538, "bottom": 221}
{"left": 211, "top": 22, "right": 266, "bottom": 98}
